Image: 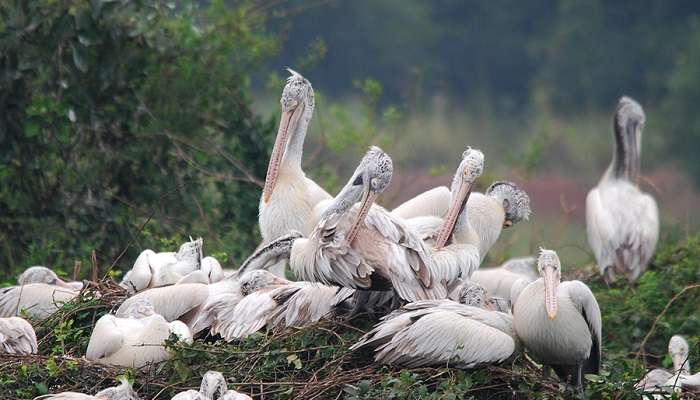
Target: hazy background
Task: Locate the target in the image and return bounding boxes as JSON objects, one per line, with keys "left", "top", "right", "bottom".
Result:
{"left": 2, "top": 0, "right": 699, "bottom": 277}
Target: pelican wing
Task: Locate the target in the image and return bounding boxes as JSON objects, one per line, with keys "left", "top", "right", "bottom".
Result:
{"left": 391, "top": 186, "right": 451, "bottom": 220}
{"left": 563, "top": 280, "right": 602, "bottom": 375}
{"left": 86, "top": 315, "right": 128, "bottom": 360}
{"left": 269, "top": 283, "right": 346, "bottom": 329}
{"left": 116, "top": 283, "right": 209, "bottom": 323}
{"left": 636, "top": 368, "right": 673, "bottom": 390}
{"left": 0, "top": 284, "right": 78, "bottom": 319}
{"left": 403, "top": 216, "right": 443, "bottom": 241}
{"left": 372, "top": 310, "right": 515, "bottom": 368}
{"left": 431, "top": 243, "right": 481, "bottom": 285}
{"left": 0, "top": 317, "right": 38, "bottom": 354}
{"left": 219, "top": 289, "right": 280, "bottom": 340}
{"left": 191, "top": 283, "right": 243, "bottom": 335}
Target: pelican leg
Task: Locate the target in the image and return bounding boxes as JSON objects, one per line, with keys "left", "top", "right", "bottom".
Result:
{"left": 347, "top": 291, "right": 371, "bottom": 319}
{"left": 574, "top": 362, "right": 584, "bottom": 396}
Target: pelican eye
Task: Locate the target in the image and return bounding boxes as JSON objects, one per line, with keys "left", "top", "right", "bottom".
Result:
{"left": 352, "top": 175, "right": 363, "bottom": 186}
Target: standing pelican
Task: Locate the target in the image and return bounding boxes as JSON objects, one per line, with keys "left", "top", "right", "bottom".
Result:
{"left": 172, "top": 371, "right": 252, "bottom": 400}
{"left": 34, "top": 377, "right": 139, "bottom": 400}
{"left": 586, "top": 96, "right": 659, "bottom": 283}
{"left": 259, "top": 69, "right": 332, "bottom": 276}
{"left": 87, "top": 299, "right": 192, "bottom": 368}
{"left": 350, "top": 282, "right": 518, "bottom": 368}
{"left": 513, "top": 249, "right": 602, "bottom": 392}
{"left": 0, "top": 317, "right": 37, "bottom": 354}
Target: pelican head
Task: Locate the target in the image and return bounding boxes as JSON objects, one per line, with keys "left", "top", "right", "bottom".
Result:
{"left": 537, "top": 248, "right": 561, "bottom": 320}
{"left": 125, "top": 298, "right": 156, "bottom": 319}
{"left": 613, "top": 96, "right": 645, "bottom": 181}
{"left": 94, "top": 377, "right": 136, "bottom": 399}
{"left": 262, "top": 69, "right": 315, "bottom": 203}
{"left": 176, "top": 237, "right": 203, "bottom": 263}
{"left": 435, "top": 147, "right": 484, "bottom": 249}
{"left": 669, "top": 335, "right": 690, "bottom": 374}
{"left": 201, "top": 257, "right": 224, "bottom": 283}
{"left": 486, "top": 181, "right": 531, "bottom": 228}
{"left": 200, "top": 370, "right": 228, "bottom": 399}
{"left": 238, "top": 270, "right": 288, "bottom": 296}
{"left": 18, "top": 266, "right": 73, "bottom": 288}
{"left": 342, "top": 146, "right": 393, "bottom": 243}
{"left": 457, "top": 281, "right": 487, "bottom": 308}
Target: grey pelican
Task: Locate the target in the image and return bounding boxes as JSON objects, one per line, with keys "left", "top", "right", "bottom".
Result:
{"left": 258, "top": 69, "right": 332, "bottom": 277}
{"left": 201, "top": 271, "right": 354, "bottom": 340}
{"left": 0, "top": 316, "right": 37, "bottom": 355}
{"left": 470, "top": 256, "right": 537, "bottom": 303}
{"left": 638, "top": 335, "right": 699, "bottom": 394}
{"left": 513, "top": 249, "right": 602, "bottom": 392}
{"left": 86, "top": 299, "right": 191, "bottom": 368}
{"left": 19, "top": 266, "right": 84, "bottom": 290}
{"left": 120, "top": 238, "right": 204, "bottom": 293}
{"left": 586, "top": 96, "right": 659, "bottom": 283}
{"left": 172, "top": 371, "right": 252, "bottom": 400}
{"left": 350, "top": 281, "right": 518, "bottom": 368}
{"left": 34, "top": 377, "right": 138, "bottom": 400}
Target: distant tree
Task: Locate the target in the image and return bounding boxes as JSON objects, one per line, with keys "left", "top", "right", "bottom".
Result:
{"left": 0, "top": 0, "right": 278, "bottom": 273}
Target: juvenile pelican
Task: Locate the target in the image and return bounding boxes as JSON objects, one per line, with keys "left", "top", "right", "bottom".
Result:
{"left": 0, "top": 316, "right": 37, "bottom": 355}
{"left": 172, "top": 371, "right": 252, "bottom": 400}
{"left": 513, "top": 249, "right": 602, "bottom": 392}
{"left": 638, "top": 335, "right": 699, "bottom": 394}
{"left": 586, "top": 97, "right": 659, "bottom": 283}
{"left": 259, "top": 69, "right": 331, "bottom": 276}
{"left": 19, "top": 266, "right": 84, "bottom": 290}
{"left": 87, "top": 299, "right": 191, "bottom": 368}
{"left": 120, "top": 238, "right": 203, "bottom": 293}
{"left": 350, "top": 282, "right": 518, "bottom": 368}
{"left": 34, "top": 377, "right": 139, "bottom": 400}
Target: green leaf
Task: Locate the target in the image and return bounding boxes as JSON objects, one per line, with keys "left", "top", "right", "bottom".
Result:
{"left": 24, "top": 123, "right": 40, "bottom": 138}
{"left": 71, "top": 43, "right": 88, "bottom": 72}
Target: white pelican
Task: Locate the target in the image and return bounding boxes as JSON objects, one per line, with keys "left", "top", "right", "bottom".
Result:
{"left": 201, "top": 272, "right": 354, "bottom": 340}
{"left": 172, "top": 371, "right": 252, "bottom": 400}
{"left": 259, "top": 69, "right": 332, "bottom": 277}
{"left": 350, "top": 281, "right": 518, "bottom": 368}
{"left": 86, "top": 299, "right": 191, "bottom": 368}
{"left": 34, "top": 377, "right": 138, "bottom": 400}
{"left": 19, "top": 266, "right": 84, "bottom": 290}
{"left": 0, "top": 282, "right": 79, "bottom": 319}
{"left": 586, "top": 96, "right": 659, "bottom": 283}
{"left": 513, "top": 249, "right": 602, "bottom": 392}
{"left": 470, "top": 256, "right": 537, "bottom": 303}
{"left": 0, "top": 316, "right": 37, "bottom": 354}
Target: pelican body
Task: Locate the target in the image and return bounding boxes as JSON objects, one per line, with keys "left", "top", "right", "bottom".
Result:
{"left": 586, "top": 97, "right": 659, "bottom": 283}
{"left": 0, "top": 316, "right": 37, "bottom": 355}
{"left": 513, "top": 249, "right": 602, "bottom": 392}
{"left": 259, "top": 69, "right": 331, "bottom": 276}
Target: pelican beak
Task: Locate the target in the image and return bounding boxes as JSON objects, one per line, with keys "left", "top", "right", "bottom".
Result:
{"left": 262, "top": 103, "right": 305, "bottom": 203}
{"left": 270, "top": 274, "right": 290, "bottom": 286}
{"left": 346, "top": 183, "right": 378, "bottom": 244}
{"left": 55, "top": 278, "right": 74, "bottom": 289}
{"left": 434, "top": 178, "right": 473, "bottom": 249}
{"left": 503, "top": 219, "right": 513, "bottom": 228}
{"left": 543, "top": 266, "right": 559, "bottom": 320}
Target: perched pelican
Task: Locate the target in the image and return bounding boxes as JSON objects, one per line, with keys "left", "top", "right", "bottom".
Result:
{"left": 0, "top": 282, "right": 79, "bottom": 319}
{"left": 172, "top": 371, "right": 252, "bottom": 400}
{"left": 350, "top": 281, "right": 518, "bottom": 368}
{"left": 470, "top": 256, "right": 537, "bottom": 303}
{"left": 120, "top": 238, "right": 204, "bottom": 292}
{"left": 513, "top": 249, "right": 602, "bottom": 392}
{"left": 34, "top": 377, "right": 138, "bottom": 400}
{"left": 638, "top": 335, "right": 699, "bottom": 394}
{"left": 86, "top": 299, "right": 191, "bottom": 368}
{"left": 259, "top": 69, "right": 332, "bottom": 276}
{"left": 202, "top": 271, "right": 354, "bottom": 340}
{"left": 586, "top": 97, "right": 659, "bottom": 283}
{"left": 19, "top": 266, "right": 84, "bottom": 290}
{"left": 0, "top": 316, "right": 37, "bottom": 354}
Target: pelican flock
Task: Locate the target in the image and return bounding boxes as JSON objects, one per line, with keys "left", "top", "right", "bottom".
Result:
{"left": 4, "top": 69, "right": 688, "bottom": 399}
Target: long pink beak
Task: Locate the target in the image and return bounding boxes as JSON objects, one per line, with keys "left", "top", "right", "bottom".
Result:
{"left": 543, "top": 268, "right": 559, "bottom": 319}
{"left": 346, "top": 189, "right": 378, "bottom": 244}
{"left": 434, "top": 179, "right": 472, "bottom": 249}
{"left": 262, "top": 104, "right": 304, "bottom": 203}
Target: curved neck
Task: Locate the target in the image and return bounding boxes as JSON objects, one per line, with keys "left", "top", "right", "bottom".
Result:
{"left": 281, "top": 100, "right": 314, "bottom": 171}
{"left": 607, "top": 119, "right": 640, "bottom": 183}
{"left": 456, "top": 193, "right": 504, "bottom": 260}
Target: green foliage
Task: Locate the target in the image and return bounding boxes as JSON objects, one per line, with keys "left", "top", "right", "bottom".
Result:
{"left": 0, "top": 0, "right": 278, "bottom": 275}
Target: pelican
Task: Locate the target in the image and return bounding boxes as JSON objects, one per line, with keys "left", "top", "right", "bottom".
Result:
{"left": 0, "top": 281, "right": 79, "bottom": 319}
{"left": 172, "top": 371, "right": 252, "bottom": 400}
{"left": 638, "top": 335, "right": 699, "bottom": 394}
{"left": 586, "top": 96, "right": 659, "bottom": 283}
{"left": 392, "top": 186, "right": 452, "bottom": 220}
{"left": 34, "top": 377, "right": 138, "bottom": 400}
{"left": 86, "top": 299, "right": 191, "bottom": 368}
{"left": 203, "top": 272, "right": 354, "bottom": 340}
{"left": 513, "top": 249, "right": 602, "bottom": 392}
{"left": 0, "top": 316, "right": 37, "bottom": 354}
{"left": 259, "top": 69, "right": 332, "bottom": 276}
{"left": 120, "top": 238, "right": 204, "bottom": 293}
{"left": 470, "top": 256, "right": 537, "bottom": 303}
{"left": 175, "top": 256, "right": 224, "bottom": 285}
{"left": 350, "top": 281, "right": 518, "bottom": 368}
{"left": 19, "top": 266, "right": 84, "bottom": 290}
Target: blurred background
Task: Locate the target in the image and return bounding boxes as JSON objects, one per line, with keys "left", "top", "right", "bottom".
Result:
{"left": 2, "top": 0, "right": 699, "bottom": 279}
